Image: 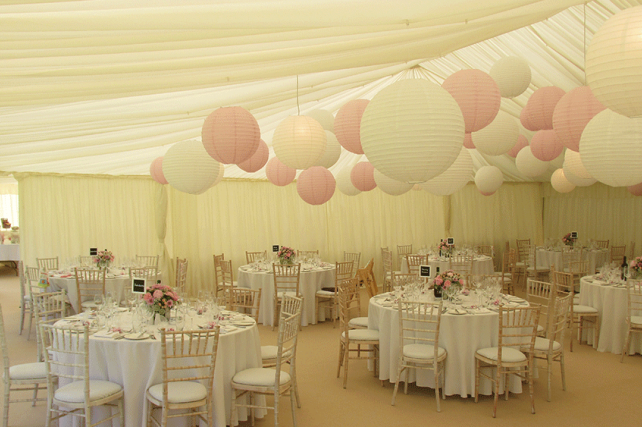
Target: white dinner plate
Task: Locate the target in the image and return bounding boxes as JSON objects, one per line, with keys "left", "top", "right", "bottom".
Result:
{"left": 123, "top": 333, "right": 149, "bottom": 340}
{"left": 232, "top": 320, "right": 255, "bottom": 326}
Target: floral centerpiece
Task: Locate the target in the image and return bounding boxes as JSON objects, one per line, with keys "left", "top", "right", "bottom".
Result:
{"left": 433, "top": 269, "right": 463, "bottom": 299}
{"left": 438, "top": 240, "right": 454, "bottom": 256}
{"left": 1, "top": 218, "right": 10, "bottom": 229}
{"left": 630, "top": 256, "right": 642, "bottom": 279}
{"left": 562, "top": 233, "right": 576, "bottom": 247}
{"left": 94, "top": 249, "right": 114, "bottom": 269}
{"left": 143, "top": 282, "right": 180, "bottom": 320}
{"left": 277, "top": 246, "right": 296, "bottom": 265}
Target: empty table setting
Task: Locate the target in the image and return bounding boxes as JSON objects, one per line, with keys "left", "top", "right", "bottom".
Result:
{"left": 536, "top": 246, "right": 609, "bottom": 273}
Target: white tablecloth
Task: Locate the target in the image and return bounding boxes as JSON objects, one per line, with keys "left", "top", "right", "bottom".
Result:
{"left": 402, "top": 255, "right": 494, "bottom": 276}
{"left": 536, "top": 248, "right": 609, "bottom": 273}
{"left": 368, "top": 293, "right": 526, "bottom": 397}
{"left": 56, "top": 312, "right": 264, "bottom": 427}
{"left": 0, "top": 244, "right": 19, "bottom": 261}
{"left": 237, "top": 264, "right": 336, "bottom": 326}
{"left": 579, "top": 275, "right": 641, "bottom": 355}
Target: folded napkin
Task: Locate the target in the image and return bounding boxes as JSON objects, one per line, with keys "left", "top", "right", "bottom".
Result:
{"left": 92, "top": 330, "right": 121, "bottom": 339}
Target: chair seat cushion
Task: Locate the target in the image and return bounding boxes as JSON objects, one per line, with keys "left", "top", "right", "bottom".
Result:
{"left": 9, "top": 362, "right": 47, "bottom": 380}
{"left": 537, "top": 324, "right": 545, "bottom": 334}
{"left": 276, "top": 291, "right": 298, "bottom": 299}
{"left": 403, "top": 343, "right": 446, "bottom": 360}
{"left": 148, "top": 381, "right": 207, "bottom": 404}
{"left": 348, "top": 317, "right": 369, "bottom": 328}
{"left": 476, "top": 347, "right": 527, "bottom": 363}
{"left": 55, "top": 380, "right": 122, "bottom": 404}
{"left": 574, "top": 305, "right": 598, "bottom": 314}
{"left": 261, "top": 345, "right": 279, "bottom": 360}
{"left": 534, "top": 337, "right": 562, "bottom": 352}
{"left": 341, "top": 329, "right": 379, "bottom": 341}
{"left": 316, "top": 289, "right": 336, "bottom": 296}
{"left": 232, "top": 368, "right": 291, "bottom": 387}
{"left": 81, "top": 301, "right": 100, "bottom": 309}
{"left": 631, "top": 315, "right": 642, "bottom": 325}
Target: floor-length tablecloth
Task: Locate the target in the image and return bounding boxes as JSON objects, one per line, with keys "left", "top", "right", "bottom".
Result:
{"left": 401, "top": 255, "right": 494, "bottom": 276}
{"left": 536, "top": 248, "right": 608, "bottom": 273}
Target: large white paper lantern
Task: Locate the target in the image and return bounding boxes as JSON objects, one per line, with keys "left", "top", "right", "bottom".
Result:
{"left": 475, "top": 166, "right": 504, "bottom": 194}
{"left": 489, "top": 56, "right": 532, "bottom": 98}
{"left": 335, "top": 168, "right": 361, "bottom": 196}
{"left": 306, "top": 109, "right": 334, "bottom": 132}
{"left": 273, "top": 115, "right": 326, "bottom": 170}
{"left": 580, "top": 109, "right": 642, "bottom": 187}
{"left": 472, "top": 110, "right": 520, "bottom": 156}
{"left": 314, "top": 131, "right": 341, "bottom": 168}
{"left": 211, "top": 164, "right": 225, "bottom": 187}
{"left": 586, "top": 6, "right": 642, "bottom": 118}
{"left": 162, "top": 140, "right": 222, "bottom": 195}
{"left": 563, "top": 150, "right": 597, "bottom": 187}
{"left": 551, "top": 169, "right": 576, "bottom": 193}
{"left": 420, "top": 148, "right": 473, "bottom": 196}
{"left": 515, "top": 147, "right": 549, "bottom": 177}
{"left": 374, "top": 169, "right": 413, "bottom": 196}
{"left": 360, "top": 79, "right": 464, "bottom": 183}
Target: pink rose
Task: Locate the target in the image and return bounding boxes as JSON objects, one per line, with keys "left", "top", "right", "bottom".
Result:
{"left": 447, "top": 271, "right": 453, "bottom": 277}
{"left": 153, "top": 290, "right": 163, "bottom": 300}
{"left": 166, "top": 300, "right": 174, "bottom": 308}
{"left": 143, "top": 293, "right": 153, "bottom": 304}
{"left": 434, "top": 277, "right": 443, "bottom": 285}
{"left": 444, "top": 280, "right": 451, "bottom": 288}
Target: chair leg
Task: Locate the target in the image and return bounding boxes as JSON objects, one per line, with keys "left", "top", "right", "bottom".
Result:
{"left": 342, "top": 345, "right": 350, "bottom": 389}
{"left": 404, "top": 367, "right": 409, "bottom": 395}
{"left": 290, "top": 385, "right": 298, "bottom": 427}
{"left": 314, "top": 295, "right": 319, "bottom": 326}
{"left": 31, "top": 383, "right": 39, "bottom": 406}
{"left": 118, "top": 397, "right": 125, "bottom": 427}
{"left": 621, "top": 329, "right": 632, "bottom": 362}
{"left": 560, "top": 352, "right": 566, "bottom": 392}
{"left": 230, "top": 388, "right": 238, "bottom": 427}
{"left": 391, "top": 366, "right": 404, "bottom": 406}
{"left": 337, "top": 342, "right": 344, "bottom": 379}
{"left": 26, "top": 310, "right": 34, "bottom": 341}
{"left": 474, "top": 359, "right": 480, "bottom": 403}
{"left": 492, "top": 367, "right": 500, "bottom": 418}
{"left": 291, "top": 362, "right": 301, "bottom": 408}
{"left": 529, "top": 363, "right": 536, "bottom": 414}
{"left": 434, "top": 368, "right": 441, "bottom": 412}
{"left": 3, "top": 386, "right": 9, "bottom": 427}
{"left": 19, "top": 304, "right": 25, "bottom": 335}
{"left": 547, "top": 355, "right": 553, "bottom": 402}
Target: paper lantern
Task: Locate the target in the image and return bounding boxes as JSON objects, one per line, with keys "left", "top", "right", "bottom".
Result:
{"left": 163, "top": 140, "right": 222, "bottom": 195}
{"left": 552, "top": 86, "right": 607, "bottom": 152}
{"left": 507, "top": 134, "right": 529, "bottom": 158}
{"left": 306, "top": 109, "right": 334, "bottom": 132}
{"left": 628, "top": 182, "right": 642, "bottom": 196}
{"left": 211, "top": 164, "right": 225, "bottom": 187}
{"left": 273, "top": 115, "right": 326, "bottom": 170}
{"left": 551, "top": 169, "right": 576, "bottom": 193}
{"left": 520, "top": 86, "right": 566, "bottom": 131}
{"left": 412, "top": 184, "right": 422, "bottom": 191}
{"left": 265, "top": 157, "right": 296, "bottom": 187}
{"left": 475, "top": 166, "right": 504, "bottom": 194}
{"left": 515, "top": 147, "right": 549, "bottom": 177}
{"left": 150, "top": 157, "right": 168, "bottom": 185}
{"left": 586, "top": 6, "right": 642, "bottom": 118}
{"left": 580, "top": 109, "right": 642, "bottom": 187}
{"left": 201, "top": 106, "right": 261, "bottom": 165}
{"left": 479, "top": 190, "right": 496, "bottom": 196}
{"left": 463, "top": 133, "right": 475, "bottom": 149}
{"left": 472, "top": 110, "right": 519, "bottom": 156}
{"left": 237, "top": 139, "right": 269, "bottom": 173}
{"left": 350, "top": 162, "right": 376, "bottom": 192}
{"left": 442, "top": 69, "right": 501, "bottom": 133}
{"left": 489, "top": 56, "right": 532, "bottom": 98}
{"left": 334, "top": 99, "right": 369, "bottom": 154}
{"left": 335, "top": 168, "right": 361, "bottom": 196}
{"left": 562, "top": 150, "right": 597, "bottom": 187}
{"left": 314, "top": 131, "right": 341, "bottom": 169}
{"left": 361, "top": 79, "right": 464, "bottom": 183}
{"left": 374, "top": 169, "right": 413, "bottom": 196}
{"left": 530, "top": 130, "right": 563, "bottom": 161}
{"left": 420, "top": 148, "right": 473, "bottom": 196}
{"left": 297, "top": 166, "right": 336, "bottom": 205}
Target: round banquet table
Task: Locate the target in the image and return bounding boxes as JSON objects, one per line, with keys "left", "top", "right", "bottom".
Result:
{"left": 237, "top": 263, "right": 336, "bottom": 326}
{"left": 368, "top": 292, "right": 527, "bottom": 397}
{"left": 535, "top": 248, "right": 609, "bottom": 273}
{"left": 579, "top": 275, "right": 641, "bottom": 355}
{"left": 54, "top": 311, "right": 265, "bottom": 427}
{"left": 401, "top": 255, "right": 494, "bottom": 276}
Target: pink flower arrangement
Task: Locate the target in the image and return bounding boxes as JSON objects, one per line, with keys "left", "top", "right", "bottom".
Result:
{"left": 277, "top": 246, "right": 296, "bottom": 264}
{"left": 630, "top": 257, "right": 642, "bottom": 273}
{"left": 143, "top": 282, "right": 180, "bottom": 317}
{"left": 1, "top": 218, "right": 11, "bottom": 229}
{"left": 433, "top": 269, "right": 463, "bottom": 292}
{"left": 562, "top": 233, "right": 575, "bottom": 246}
{"left": 94, "top": 250, "right": 115, "bottom": 268}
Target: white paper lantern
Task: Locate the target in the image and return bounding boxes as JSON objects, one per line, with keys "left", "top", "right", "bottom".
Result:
{"left": 420, "top": 148, "right": 473, "bottom": 196}
{"left": 551, "top": 169, "right": 576, "bottom": 193}
{"left": 360, "top": 79, "right": 465, "bottom": 184}
{"left": 489, "top": 56, "right": 532, "bottom": 98}
{"left": 586, "top": 6, "right": 642, "bottom": 118}
{"left": 273, "top": 115, "right": 327, "bottom": 170}
{"left": 580, "top": 109, "right": 642, "bottom": 187}
{"left": 563, "top": 150, "right": 597, "bottom": 187}
{"left": 374, "top": 169, "right": 413, "bottom": 196}
{"left": 210, "top": 164, "right": 225, "bottom": 187}
{"left": 515, "top": 147, "right": 549, "bottom": 177}
{"left": 475, "top": 166, "right": 504, "bottom": 193}
{"left": 162, "top": 140, "right": 222, "bottom": 195}
{"left": 314, "top": 131, "right": 341, "bottom": 168}
{"left": 306, "top": 109, "right": 335, "bottom": 132}
{"left": 335, "top": 168, "right": 361, "bottom": 196}
{"left": 472, "top": 110, "right": 520, "bottom": 156}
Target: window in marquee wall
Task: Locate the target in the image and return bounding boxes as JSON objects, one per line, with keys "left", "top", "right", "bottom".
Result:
{"left": 0, "top": 194, "right": 19, "bottom": 227}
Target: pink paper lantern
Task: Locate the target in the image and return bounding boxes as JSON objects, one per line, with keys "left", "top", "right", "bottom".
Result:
{"left": 201, "top": 106, "right": 261, "bottom": 164}
{"left": 265, "top": 157, "right": 296, "bottom": 187}
{"left": 350, "top": 161, "right": 377, "bottom": 192}
{"left": 507, "top": 134, "right": 529, "bottom": 158}
{"left": 628, "top": 182, "right": 642, "bottom": 196}
{"left": 520, "top": 86, "right": 566, "bottom": 131}
{"left": 334, "top": 99, "right": 369, "bottom": 154}
{"left": 552, "top": 86, "right": 607, "bottom": 152}
{"left": 237, "top": 139, "right": 269, "bottom": 173}
{"left": 530, "top": 130, "right": 563, "bottom": 161}
{"left": 297, "top": 166, "right": 336, "bottom": 205}
{"left": 463, "top": 133, "right": 475, "bottom": 149}
{"left": 150, "top": 156, "right": 168, "bottom": 185}
{"left": 442, "top": 69, "right": 501, "bottom": 133}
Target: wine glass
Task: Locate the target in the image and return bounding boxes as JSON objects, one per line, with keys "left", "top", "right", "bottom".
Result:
{"left": 93, "top": 294, "right": 104, "bottom": 311}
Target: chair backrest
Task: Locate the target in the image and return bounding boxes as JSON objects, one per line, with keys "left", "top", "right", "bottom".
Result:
{"left": 562, "top": 248, "right": 582, "bottom": 269}
{"left": 407, "top": 254, "right": 428, "bottom": 276}
{"left": 136, "top": 255, "right": 159, "bottom": 270}
{"left": 338, "top": 278, "right": 363, "bottom": 334}
{"left": 74, "top": 268, "right": 106, "bottom": 309}
{"left": 37, "top": 257, "right": 58, "bottom": 271}
{"left": 281, "top": 294, "right": 304, "bottom": 319}
{"left": 515, "top": 239, "right": 531, "bottom": 264}
{"left": 449, "top": 255, "right": 473, "bottom": 282}
{"left": 501, "top": 250, "right": 517, "bottom": 295}
{"left": 550, "top": 270, "right": 574, "bottom": 296}
{"left": 526, "top": 279, "right": 555, "bottom": 333}
{"left": 497, "top": 306, "right": 540, "bottom": 361}
{"left": 611, "top": 245, "right": 627, "bottom": 264}
{"left": 218, "top": 259, "right": 235, "bottom": 304}
{"left": 274, "top": 302, "right": 302, "bottom": 376}
{"left": 273, "top": 264, "right": 301, "bottom": 297}
{"left": 245, "top": 251, "right": 267, "bottom": 264}
{"left": 595, "top": 239, "right": 609, "bottom": 249}
{"left": 129, "top": 266, "right": 158, "bottom": 282}
{"left": 476, "top": 245, "right": 494, "bottom": 258}
{"left": 40, "top": 323, "right": 90, "bottom": 386}
{"left": 24, "top": 265, "right": 43, "bottom": 300}
{"left": 213, "top": 253, "right": 225, "bottom": 289}
{"left": 335, "top": 261, "right": 355, "bottom": 287}
{"left": 545, "top": 291, "right": 573, "bottom": 352}
{"left": 229, "top": 288, "right": 262, "bottom": 321}
{"left": 397, "top": 244, "right": 413, "bottom": 269}
{"left": 297, "top": 250, "right": 319, "bottom": 260}
{"left": 381, "top": 248, "right": 393, "bottom": 292}
{"left": 175, "top": 258, "right": 188, "bottom": 294}
{"left": 32, "top": 290, "right": 67, "bottom": 361}
{"left": 343, "top": 252, "right": 361, "bottom": 272}
{"left": 391, "top": 272, "right": 421, "bottom": 289}
{"left": 78, "top": 256, "right": 94, "bottom": 267}
{"left": 0, "top": 304, "right": 11, "bottom": 381}
{"left": 357, "top": 258, "right": 378, "bottom": 298}
{"left": 397, "top": 300, "right": 443, "bottom": 362}
{"left": 626, "top": 281, "right": 642, "bottom": 326}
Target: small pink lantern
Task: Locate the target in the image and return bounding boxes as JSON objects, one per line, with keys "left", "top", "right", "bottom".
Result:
{"left": 507, "top": 134, "right": 529, "bottom": 158}
{"left": 202, "top": 106, "right": 261, "bottom": 165}
{"left": 442, "top": 69, "right": 501, "bottom": 133}
{"left": 150, "top": 156, "right": 168, "bottom": 185}
{"left": 265, "top": 157, "right": 296, "bottom": 187}
{"left": 520, "top": 86, "right": 566, "bottom": 131}
{"left": 530, "top": 130, "right": 563, "bottom": 161}
{"left": 463, "top": 133, "right": 475, "bottom": 149}
{"left": 628, "top": 182, "right": 642, "bottom": 196}
{"left": 552, "top": 86, "right": 606, "bottom": 152}
{"left": 350, "top": 161, "right": 377, "bottom": 192}
{"left": 334, "top": 99, "right": 369, "bottom": 154}
{"left": 297, "top": 166, "right": 336, "bottom": 205}
{"left": 237, "top": 139, "right": 269, "bottom": 173}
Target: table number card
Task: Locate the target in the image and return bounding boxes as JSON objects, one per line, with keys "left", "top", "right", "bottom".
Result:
{"left": 89, "top": 248, "right": 97, "bottom": 256}
{"left": 272, "top": 245, "right": 279, "bottom": 252}
{"left": 571, "top": 231, "right": 578, "bottom": 239}
{"left": 447, "top": 237, "right": 454, "bottom": 245}
{"left": 132, "top": 277, "right": 146, "bottom": 294}
{"left": 420, "top": 265, "right": 431, "bottom": 278}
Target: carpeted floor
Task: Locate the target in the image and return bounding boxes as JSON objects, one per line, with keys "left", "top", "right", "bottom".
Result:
{"left": 1, "top": 264, "right": 641, "bottom": 427}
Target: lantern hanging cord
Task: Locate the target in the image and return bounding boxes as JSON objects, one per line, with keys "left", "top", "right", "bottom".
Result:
{"left": 297, "top": 75, "right": 300, "bottom": 115}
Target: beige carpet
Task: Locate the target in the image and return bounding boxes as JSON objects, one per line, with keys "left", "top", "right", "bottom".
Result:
{"left": 1, "top": 265, "right": 641, "bottom": 427}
